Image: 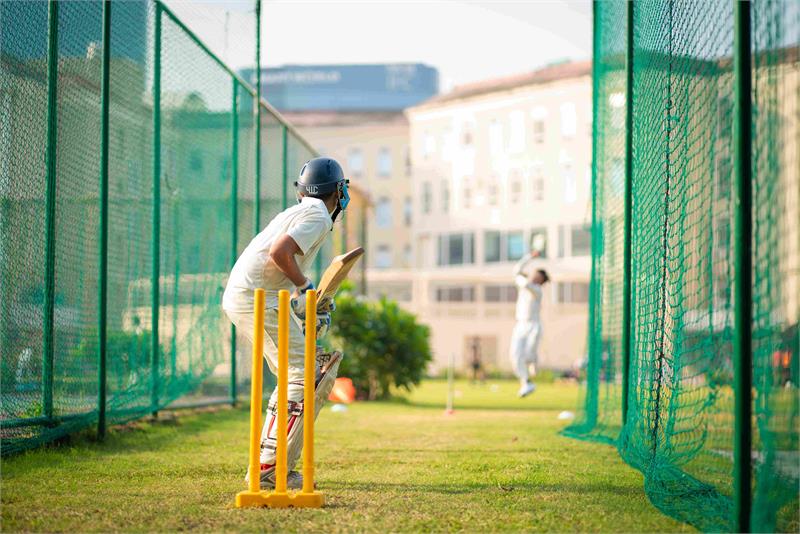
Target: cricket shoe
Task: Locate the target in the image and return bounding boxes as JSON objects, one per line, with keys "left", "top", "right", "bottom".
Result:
{"left": 518, "top": 383, "right": 536, "bottom": 398}
{"left": 244, "top": 465, "right": 304, "bottom": 490}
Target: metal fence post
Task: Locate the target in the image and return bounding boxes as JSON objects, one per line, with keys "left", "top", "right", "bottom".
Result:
{"left": 620, "top": 0, "right": 635, "bottom": 424}
{"left": 733, "top": 1, "right": 753, "bottom": 530}
{"left": 583, "top": 0, "right": 601, "bottom": 429}
{"left": 253, "top": 0, "right": 261, "bottom": 232}
{"left": 282, "top": 126, "right": 288, "bottom": 210}
{"left": 230, "top": 80, "right": 239, "bottom": 407}
{"left": 151, "top": 2, "right": 162, "bottom": 417}
{"left": 42, "top": 0, "right": 59, "bottom": 423}
{"left": 97, "top": 0, "right": 111, "bottom": 439}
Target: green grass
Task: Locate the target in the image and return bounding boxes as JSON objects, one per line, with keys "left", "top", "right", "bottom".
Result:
{"left": 1, "top": 379, "right": 693, "bottom": 533}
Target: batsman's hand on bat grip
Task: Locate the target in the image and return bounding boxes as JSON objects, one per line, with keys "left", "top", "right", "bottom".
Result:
{"left": 316, "top": 312, "right": 331, "bottom": 338}
{"left": 290, "top": 278, "right": 314, "bottom": 320}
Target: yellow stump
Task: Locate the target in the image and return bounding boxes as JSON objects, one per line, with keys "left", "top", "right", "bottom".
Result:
{"left": 235, "top": 288, "right": 324, "bottom": 509}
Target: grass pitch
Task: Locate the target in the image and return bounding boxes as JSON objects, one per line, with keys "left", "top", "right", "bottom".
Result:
{"left": 1, "top": 379, "right": 692, "bottom": 532}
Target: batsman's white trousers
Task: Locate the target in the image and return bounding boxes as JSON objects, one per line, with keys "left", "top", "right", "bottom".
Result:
{"left": 509, "top": 321, "right": 541, "bottom": 381}
{"left": 226, "top": 308, "right": 340, "bottom": 472}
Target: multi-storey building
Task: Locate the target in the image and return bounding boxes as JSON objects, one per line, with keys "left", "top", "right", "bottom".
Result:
{"left": 406, "top": 61, "right": 593, "bottom": 374}
{"left": 253, "top": 63, "right": 439, "bottom": 301}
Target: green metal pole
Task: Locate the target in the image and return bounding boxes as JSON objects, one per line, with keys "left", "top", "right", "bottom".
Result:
{"left": 620, "top": 0, "right": 634, "bottom": 425}
{"left": 151, "top": 2, "right": 162, "bottom": 417}
{"left": 230, "top": 80, "right": 239, "bottom": 407}
{"left": 282, "top": 126, "right": 288, "bottom": 210}
{"left": 583, "top": 0, "right": 601, "bottom": 430}
{"left": 97, "top": 0, "right": 111, "bottom": 439}
{"left": 254, "top": 0, "right": 261, "bottom": 232}
{"left": 733, "top": 1, "right": 753, "bottom": 530}
{"left": 42, "top": 0, "right": 59, "bottom": 423}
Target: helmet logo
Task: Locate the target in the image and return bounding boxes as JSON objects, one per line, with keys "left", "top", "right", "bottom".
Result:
{"left": 306, "top": 185, "right": 319, "bottom": 194}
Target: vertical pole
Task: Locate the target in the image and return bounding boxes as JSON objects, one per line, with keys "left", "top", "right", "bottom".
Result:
{"left": 253, "top": 0, "right": 261, "bottom": 233}
{"left": 620, "top": 0, "right": 634, "bottom": 424}
{"left": 733, "top": 1, "right": 753, "bottom": 530}
{"left": 275, "top": 290, "right": 290, "bottom": 494}
{"left": 151, "top": 2, "right": 162, "bottom": 417}
{"left": 302, "top": 290, "right": 317, "bottom": 493}
{"left": 583, "top": 0, "right": 601, "bottom": 430}
{"left": 97, "top": 0, "right": 111, "bottom": 439}
{"left": 281, "top": 126, "right": 288, "bottom": 210}
{"left": 360, "top": 206, "right": 367, "bottom": 295}
{"left": 246, "top": 289, "right": 265, "bottom": 493}
{"left": 230, "top": 81, "right": 239, "bottom": 407}
{"left": 42, "top": 0, "right": 59, "bottom": 422}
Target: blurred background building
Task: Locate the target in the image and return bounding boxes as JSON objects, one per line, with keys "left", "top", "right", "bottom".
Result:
{"left": 241, "top": 60, "right": 594, "bottom": 376}
{"left": 406, "top": 60, "right": 592, "bottom": 374}
{"left": 244, "top": 63, "right": 439, "bottom": 303}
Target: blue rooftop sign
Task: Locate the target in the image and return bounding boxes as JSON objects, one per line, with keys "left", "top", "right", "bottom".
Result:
{"left": 241, "top": 64, "right": 439, "bottom": 112}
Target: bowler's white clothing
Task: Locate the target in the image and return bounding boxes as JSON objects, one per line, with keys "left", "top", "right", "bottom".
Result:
{"left": 509, "top": 256, "right": 543, "bottom": 382}
{"left": 222, "top": 197, "right": 332, "bottom": 313}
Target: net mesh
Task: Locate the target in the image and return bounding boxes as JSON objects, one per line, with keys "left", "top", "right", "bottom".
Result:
{"left": 566, "top": 0, "right": 799, "bottom": 531}
{"left": 1, "top": 1, "right": 321, "bottom": 455}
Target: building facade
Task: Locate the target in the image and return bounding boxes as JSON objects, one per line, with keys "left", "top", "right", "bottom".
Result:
{"left": 263, "top": 63, "right": 439, "bottom": 302}
{"left": 406, "top": 61, "right": 593, "bottom": 374}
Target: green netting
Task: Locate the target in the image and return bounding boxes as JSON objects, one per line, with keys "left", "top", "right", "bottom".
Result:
{"left": 566, "top": 1, "right": 799, "bottom": 531}
{"left": 562, "top": 0, "right": 627, "bottom": 446}
{"left": 1, "top": 0, "right": 318, "bottom": 455}
{"left": 751, "top": 0, "right": 799, "bottom": 531}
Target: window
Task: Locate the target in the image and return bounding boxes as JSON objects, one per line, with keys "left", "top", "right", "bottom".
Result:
{"left": 557, "top": 282, "right": 590, "bottom": 304}
{"left": 348, "top": 148, "right": 363, "bottom": 176}
{"left": 405, "top": 146, "right": 412, "bottom": 176}
{"left": 509, "top": 110, "right": 526, "bottom": 152}
{"left": 422, "top": 182, "right": 432, "bottom": 214}
{"left": 570, "top": 225, "right": 591, "bottom": 257}
{"left": 462, "top": 127, "right": 474, "bottom": 147}
{"left": 377, "top": 147, "right": 392, "bottom": 177}
{"left": 423, "top": 133, "right": 436, "bottom": 159}
{"left": 403, "top": 244, "right": 412, "bottom": 267}
{"left": 375, "top": 245, "right": 392, "bottom": 269}
{"left": 562, "top": 163, "right": 577, "bottom": 204}
{"left": 484, "top": 230, "right": 524, "bottom": 263}
{"left": 441, "top": 180, "right": 450, "bottom": 212}
{"left": 560, "top": 102, "right": 577, "bottom": 138}
{"left": 530, "top": 164, "right": 545, "bottom": 201}
{"left": 437, "top": 233, "right": 475, "bottom": 266}
{"left": 488, "top": 183, "right": 499, "bottom": 206}
{"left": 403, "top": 197, "right": 412, "bottom": 226}
{"left": 533, "top": 120, "right": 545, "bottom": 144}
{"left": 530, "top": 227, "right": 548, "bottom": 258}
{"left": 189, "top": 149, "right": 203, "bottom": 171}
{"left": 435, "top": 286, "right": 476, "bottom": 302}
{"left": 489, "top": 120, "right": 503, "bottom": 155}
{"left": 484, "top": 285, "right": 518, "bottom": 303}
{"left": 531, "top": 106, "right": 547, "bottom": 144}
{"left": 509, "top": 169, "right": 523, "bottom": 204}
{"left": 506, "top": 231, "right": 525, "bottom": 261}
{"left": 376, "top": 197, "right": 392, "bottom": 228}
{"left": 484, "top": 231, "right": 501, "bottom": 263}
{"left": 558, "top": 225, "right": 566, "bottom": 258}
{"left": 463, "top": 185, "right": 472, "bottom": 209}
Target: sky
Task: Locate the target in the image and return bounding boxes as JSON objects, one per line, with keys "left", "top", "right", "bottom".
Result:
{"left": 168, "top": 0, "right": 592, "bottom": 93}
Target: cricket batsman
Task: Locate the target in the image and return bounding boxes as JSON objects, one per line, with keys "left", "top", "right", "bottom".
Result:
{"left": 509, "top": 250, "right": 550, "bottom": 398}
{"left": 222, "top": 157, "right": 349, "bottom": 489}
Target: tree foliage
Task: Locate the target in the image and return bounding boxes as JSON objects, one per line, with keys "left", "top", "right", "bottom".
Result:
{"left": 327, "top": 286, "right": 432, "bottom": 400}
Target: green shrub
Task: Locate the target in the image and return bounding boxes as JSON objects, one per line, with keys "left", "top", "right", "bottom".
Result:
{"left": 327, "top": 286, "right": 432, "bottom": 400}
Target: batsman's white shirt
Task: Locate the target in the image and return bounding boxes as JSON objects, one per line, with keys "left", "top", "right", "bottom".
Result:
{"left": 222, "top": 197, "right": 332, "bottom": 313}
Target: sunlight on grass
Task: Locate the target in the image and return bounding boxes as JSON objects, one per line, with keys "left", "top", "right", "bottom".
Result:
{"left": 1, "top": 379, "right": 693, "bottom": 533}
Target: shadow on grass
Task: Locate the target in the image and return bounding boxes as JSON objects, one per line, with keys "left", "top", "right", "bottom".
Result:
{"left": 385, "top": 397, "right": 563, "bottom": 412}
{"left": 321, "top": 479, "right": 645, "bottom": 498}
